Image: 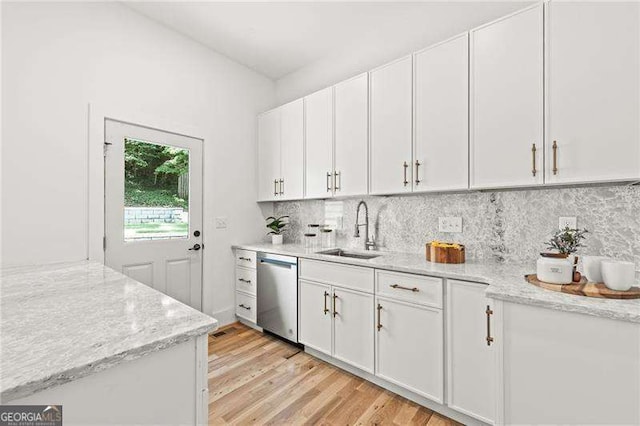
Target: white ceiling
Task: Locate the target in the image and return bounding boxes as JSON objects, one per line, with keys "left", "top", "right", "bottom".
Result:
{"left": 124, "top": 1, "right": 533, "bottom": 80}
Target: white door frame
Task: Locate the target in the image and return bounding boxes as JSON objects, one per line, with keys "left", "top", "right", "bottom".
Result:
{"left": 87, "top": 102, "right": 207, "bottom": 298}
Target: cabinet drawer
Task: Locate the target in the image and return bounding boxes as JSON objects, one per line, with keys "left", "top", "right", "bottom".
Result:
{"left": 236, "top": 249, "right": 256, "bottom": 269}
{"left": 375, "top": 270, "right": 442, "bottom": 308}
{"left": 300, "top": 259, "right": 374, "bottom": 293}
{"left": 235, "top": 291, "right": 256, "bottom": 323}
{"left": 236, "top": 267, "right": 256, "bottom": 295}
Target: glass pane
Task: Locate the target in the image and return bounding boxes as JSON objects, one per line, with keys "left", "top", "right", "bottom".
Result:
{"left": 123, "top": 138, "right": 189, "bottom": 241}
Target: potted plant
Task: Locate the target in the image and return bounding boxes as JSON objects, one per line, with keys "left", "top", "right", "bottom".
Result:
{"left": 266, "top": 216, "right": 289, "bottom": 245}
{"left": 538, "top": 227, "right": 588, "bottom": 283}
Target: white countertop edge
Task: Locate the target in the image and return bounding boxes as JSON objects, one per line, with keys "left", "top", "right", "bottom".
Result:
{"left": 1, "top": 319, "right": 217, "bottom": 403}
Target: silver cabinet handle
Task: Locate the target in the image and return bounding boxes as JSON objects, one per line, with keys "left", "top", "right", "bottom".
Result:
{"left": 390, "top": 284, "right": 419, "bottom": 292}
{"left": 403, "top": 162, "right": 409, "bottom": 186}
{"left": 486, "top": 305, "right": 494, "bottom": 346}
{"left": 552, "top": 141, "right": 558, "bottom": 175}
{"left": 334, "top": 171, "right": 341, "bottom": 192}
{"left": 415, "top": 161, "right": 421, "bottom": 185}
{"left": 532, "top": 143, "right": 537, "bottom": 177}
{"left": 326, "top": 172, "right": 332, "bottom": 192}
{"left": 279, "top": 178, "right": 284, "bottom": 195}
{"left": 273, "top": 179, "right": 278, "bottom": 196}
{"left": 239, "top": 304, "right": 251, "bottom": 310}
{"left": 377, "top": 303, "right": 382, "bottom": 331}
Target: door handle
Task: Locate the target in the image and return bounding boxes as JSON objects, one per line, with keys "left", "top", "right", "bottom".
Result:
{"left": 531, "top": 143, "right": 537, "bottom": 177}
{"left": 279, "top": 178, "right": 284, "bottom": 195}
{"left": 274, "top": 179, "right": 279, "bottom": 196}
{"left": 415, "top": 160, "right": 421, "bottom": 185}
{"left": 486, "top": 305, "right": 494, "bottom": 346}
{"left": 332, "top": 293, "right": 338, "bottom": 317}
{"left": 377, "top": 303, "right": 383, "bottom": 331}
{"left": 334, "top": 171, "right": 340, "bottom": 192}
{"left": 390, "top": 284, "right": 419, "bottom": 292}
{"left": 189, "top": 244, "right": 201, "bottom": 251}
{"left": 238, "top": 278, "right": 252, "bottom": 284}
{"left": 552, "top": 141, "right": 558, "bottom": 175}
{"left": 326, "top": 172, "right": 332, "bottom": 192}
{"left": 238, "top": 304, "right": 251, "bottom": 311}
{"left": 323, "top": 291, "right": 329, "bottom": 315}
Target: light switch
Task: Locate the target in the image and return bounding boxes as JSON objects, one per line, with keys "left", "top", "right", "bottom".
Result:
{"left": 215, "top": 217, "right": 228, "bottom": 229}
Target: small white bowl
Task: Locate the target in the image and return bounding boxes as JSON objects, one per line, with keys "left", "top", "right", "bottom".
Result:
{"left": 601, "top": 261, "right": 636, "bottom": 291}
{"left": 582, "top": 255, "right": 609, "bottom": 283}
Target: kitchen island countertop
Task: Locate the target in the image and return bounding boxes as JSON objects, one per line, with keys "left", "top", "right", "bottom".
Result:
{"left": 0, "top": 260, "right": 218, "bottom": 402}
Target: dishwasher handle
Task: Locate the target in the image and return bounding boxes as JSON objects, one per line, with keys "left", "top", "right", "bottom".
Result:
{"left": 258, "top": 258, "right": 296, "bottom": 269}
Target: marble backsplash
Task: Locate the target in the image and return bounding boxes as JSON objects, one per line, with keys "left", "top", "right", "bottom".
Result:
{"left": 273, "top": 185, "right": 640, "bottom": 268}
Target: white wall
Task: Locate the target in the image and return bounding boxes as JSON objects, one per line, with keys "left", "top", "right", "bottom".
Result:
{"left": 275, "top": 2, "right": 531, "bottom": 104}
{"left": 1, "top": 2, "right": 276, "bottom": 323}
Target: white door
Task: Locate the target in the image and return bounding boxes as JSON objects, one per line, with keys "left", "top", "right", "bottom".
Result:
{"left": 298, "top": 280, "right": 332, "bottom": 355}
{"left": 370, "top": 56, "right": 413, "bottom": 195}
{"left": 447, "top": 280, "right": 495, "bottom": 424}
{"left": 280, "top": 99, "right": 304, "bottom": 200}
{"left": 414, "top": 34, "right": 469, "bottom": 192}
{"left": 334, "top": 73, "right": 369, "bottom": 197}
{"left": 375, "top": 297, "right": 444, "bottom": 403}
{"left": 105, "top": 119, "right": 203, "bottom": 310}
{"left": 332, "top": 287, "right": 374, "bottom": 373}
{"left": 304, "top": 87, "right": 334, "bottom": 199}
{"left": 470, "top": 5, "right": 543, "bottom": 189}
{"left": 546, "top": 1, "right": 640, "bottom": 184}
{"left": 257, "top": 109, "right": 281, "bottom": 201}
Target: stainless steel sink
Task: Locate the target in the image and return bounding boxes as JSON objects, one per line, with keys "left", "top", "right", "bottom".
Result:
{"left": 316, "top": 249, "right": 381, "bottom": 260}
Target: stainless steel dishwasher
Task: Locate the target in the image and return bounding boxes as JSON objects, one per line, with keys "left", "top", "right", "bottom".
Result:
{"left": 257, "top": 252, "right": 298, "bottom": 343}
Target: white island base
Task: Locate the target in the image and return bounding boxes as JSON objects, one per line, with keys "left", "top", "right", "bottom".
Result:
{"left": 10, "top": 335, "right": 209, "bottom": 425}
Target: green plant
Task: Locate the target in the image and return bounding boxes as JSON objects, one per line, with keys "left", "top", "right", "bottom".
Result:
{"left": 266, "top": 216, "right": 289, "bottom": 235}
{"left": 545, "top": 227, "right": 588, "bottom": 255}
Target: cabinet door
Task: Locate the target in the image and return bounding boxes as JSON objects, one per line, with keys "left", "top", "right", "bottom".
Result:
{"left": 546, "top": 2, "right": 640, "bottom": 184}
{"left": 470, "top": 5, "right": 543, "bottom": 189}
{"left": 447, "top": 280, "right": 495, "bottom": 424}
{"left": 298, "top": 280, "right": 332, "bottom": 355}
{"left": 334, "top": 73, "right": 368, "bottom": 197}
{"left": 370, "top": 56, "right": 413, "bottom": 195}
{"left": 375, "top": 297, "right": 443, "bottom": 403}
{"left": 280, "top": 99, "right": 304, "bottom": 200}
{"left": 414, "top": 34, "right": 469, "bottom": 192}
{"left": 503, "top": 302, "right": 640, "bottom": 425}
{"left": 333, "top": 287, "right": 374, "bottom": 373}
{"left": 257, "top": 109, "right": 281, "bottom": 201}
{"left": 304, "top": 87, "right": 334, "bottom": 199}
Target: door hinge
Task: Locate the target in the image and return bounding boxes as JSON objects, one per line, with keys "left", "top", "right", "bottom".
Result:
{"left": 103, "top": 236, "right": 106, "bottom": 250}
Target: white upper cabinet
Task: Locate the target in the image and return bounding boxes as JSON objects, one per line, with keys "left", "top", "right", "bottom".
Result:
{"left": 257, "top": 109, "right": 281, "bottom": 202}
{"left": 305, "top": 87, "right": 334, "bottom": 199}
{"left": 470, "top": 5, "right": 544, "bottom": 189}
{"left": 280, "top": 99, "right": 304, "bottom": 200}
{"left": 370, "top": 56, "right": 413, "bottom": 195}
{"left": 414, "top": 34, "right": 469, "bottom": 192}
{"left": 334, "top": 73, "right": 369, "bottom": 197}
{"left": 545, "top": 1, "right": 640, "bottom": 184}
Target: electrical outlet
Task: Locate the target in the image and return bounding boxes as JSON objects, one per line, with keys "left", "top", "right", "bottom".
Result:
{"left": 438, "top": 217, "right": 463, "bottom": 233}
{"left": 559, "top": 216, "right": 577, "bottom": 230}
{"left": 215, "top": 217, "right": 228, "bottom": 229}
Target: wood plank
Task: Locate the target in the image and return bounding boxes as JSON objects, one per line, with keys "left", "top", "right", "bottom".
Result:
{"left": 208, "top": 322, "right": 460, "bottom": 425}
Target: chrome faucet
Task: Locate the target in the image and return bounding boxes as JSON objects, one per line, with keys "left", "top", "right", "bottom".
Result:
{"left": 354, "top": 201, "right": 375, "bottom": 251}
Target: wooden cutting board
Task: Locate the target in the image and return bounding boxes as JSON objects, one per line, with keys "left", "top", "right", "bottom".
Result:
{"left": 525, "top": 274, "right": 640, "bottom": 299}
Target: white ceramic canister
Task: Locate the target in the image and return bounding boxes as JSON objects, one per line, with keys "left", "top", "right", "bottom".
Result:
{"left": 537, "top": 257, "right": 574, "bottom": 285}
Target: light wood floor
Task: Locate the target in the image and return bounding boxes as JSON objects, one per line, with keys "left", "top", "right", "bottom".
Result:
{"left": 208, "top": 322, "right": 462, "bottom": 425}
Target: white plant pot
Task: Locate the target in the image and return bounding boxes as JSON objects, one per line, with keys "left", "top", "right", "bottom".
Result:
{"left": 271, "top": 234, "right": 283, "bottom": 245}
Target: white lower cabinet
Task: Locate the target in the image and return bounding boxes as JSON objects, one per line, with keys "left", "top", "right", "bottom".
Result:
{"left": 298, "top": 279, "right": 332, "bottom": 355}
{"left": 375, "top": 296, "right": 444, "bottom": 403}
{"left": 333, "top": 287, "right": 374, "bottom": 373}
{"left": 447, "top": 280, "right": 495, "bottom": 424}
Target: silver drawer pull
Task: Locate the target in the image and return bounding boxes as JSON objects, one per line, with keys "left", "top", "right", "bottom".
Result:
{"left": 390, "top": 284, "right": 419, "bottom": 292}
{"left": 238, "top": 257, "right": 252, "bottom": 261}
{"left": 238, "top": 278, "right": 252, "bottom": 283}
{"left": 238, "top": 304, "right": 251, "bottom": 310}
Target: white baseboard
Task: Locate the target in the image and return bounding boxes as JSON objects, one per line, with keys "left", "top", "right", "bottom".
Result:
{"left": 305, "top": 347, "right": 488, "bottom": 426}
{"left": 209, "top": 307, "right": 236, "bottom": 327}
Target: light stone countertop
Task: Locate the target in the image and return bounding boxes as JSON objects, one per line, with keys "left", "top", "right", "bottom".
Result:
{"left": 234, "top": 242, "right": 640, "bottom": 324}
{"left": 0, "top": 260, "right": 218, "bottom": 402}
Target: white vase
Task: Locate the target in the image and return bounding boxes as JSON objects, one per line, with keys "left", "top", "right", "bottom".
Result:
{"left": 271, "top": 234, "right": 283, "bottom": 245}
